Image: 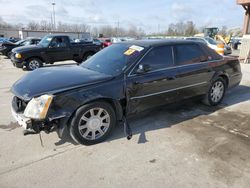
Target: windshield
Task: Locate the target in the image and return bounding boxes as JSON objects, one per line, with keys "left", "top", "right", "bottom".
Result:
{"left": 15, "top": 40, "right": 25, "bottom": 45}
{"left": 81, "top": 44, "right": 145, "bottom": 76}
{"left": 38, "top": 36, "right": 53, "bottom": 47}
{"left": 205, "top": 37, "right": 217, "bottom": 45}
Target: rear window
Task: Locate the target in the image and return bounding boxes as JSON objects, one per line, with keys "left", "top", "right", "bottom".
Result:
{"left": 175, "top": 44, "right": 206, "bottom": 65}
{"left": 202, "top": 45, "right": 223, "bottom": 60}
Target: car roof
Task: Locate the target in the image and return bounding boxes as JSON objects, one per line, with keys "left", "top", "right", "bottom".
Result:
{"left": 46, "top": 34, "right": 69, "bottom": 37}
{"left": 120, "top": 39, "right": 204, "bottom": 48}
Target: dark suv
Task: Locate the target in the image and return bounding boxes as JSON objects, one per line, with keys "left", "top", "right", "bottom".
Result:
{"left": 11, "top": 40, "right": 242, "bottom": 145}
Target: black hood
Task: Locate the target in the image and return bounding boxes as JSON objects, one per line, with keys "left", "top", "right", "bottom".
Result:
{"left": 11, "top": 65, "right": 113, "bottom": 100}
{"left": 13, "top": 45, "right": 44, "bottom": 53}
{"left": 2, "top": 41, "right": 17, "bottom": 46}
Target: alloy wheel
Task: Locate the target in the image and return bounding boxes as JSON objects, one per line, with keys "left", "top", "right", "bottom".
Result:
{"left": 78, "top": 108, "right": 110, "bottom": 140}
{"left": 210, "top": 80, "right": 225, "bottom": 103}
{"left": 29, "top": 60, "right": 40, "bottom": 70}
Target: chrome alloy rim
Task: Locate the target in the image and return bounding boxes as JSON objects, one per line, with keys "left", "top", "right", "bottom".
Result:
{"left": 78, "top": 108, "right": 110, "bottom": 140}
{"left": 210, "top": 81, "right": 224, "bottom": 103}
{"left": 29, "top": 60, "right": 40, "bottom": 70}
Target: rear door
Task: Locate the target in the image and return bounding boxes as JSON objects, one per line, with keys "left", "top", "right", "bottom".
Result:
{"left": 173, "top": 43, "right": 213, "bottom": 99}
{"left": 127, "top": 45, "right": 180, "bottom": 113}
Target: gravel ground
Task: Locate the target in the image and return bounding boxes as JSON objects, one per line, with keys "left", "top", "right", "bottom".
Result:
{"left": 0, "top": 55, "right": 250, "bottom": 188}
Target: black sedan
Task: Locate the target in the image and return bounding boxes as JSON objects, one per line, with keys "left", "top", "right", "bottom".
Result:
{"left": 11, "top": 40, "right": 242, "bottom": 145}
{"left": 0, "top": 37, "right": 41, "bottom": 58}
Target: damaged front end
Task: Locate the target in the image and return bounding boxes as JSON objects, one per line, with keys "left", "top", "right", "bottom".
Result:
{"left": 11, "top": 95, "right": 67, "bottom": 136}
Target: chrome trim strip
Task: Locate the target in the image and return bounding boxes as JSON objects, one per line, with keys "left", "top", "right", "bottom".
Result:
{"left": 130, "top": 82, "right": 207, "bottom": 100}
{"left": 128, "top": 59, "right": 223, "bottom": 77}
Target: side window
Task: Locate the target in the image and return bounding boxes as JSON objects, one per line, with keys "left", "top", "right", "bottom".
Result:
{"left": 140, "top": 46, "right": 174, "bottom": 71}
{"left": 175, "top": 44, "right": 206, "bottom": 65}
{"left": 50, "top": 37, "right": 67, "bottom": 48}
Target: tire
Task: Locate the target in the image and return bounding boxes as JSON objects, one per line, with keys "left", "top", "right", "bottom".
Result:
{"left": 82, "top": 52, "right": 95, "bottom": 62}
{"left": 69, "top": 101, "right": 116, "bottom": 145}
{"left": 7, "top": 51, "right": 12, "bottom": 59}
{"left": 26, "top": 58, "right": 43, "bottom": 71}
{"left": 203, "top": 77, "right": 226, "bottom": 106}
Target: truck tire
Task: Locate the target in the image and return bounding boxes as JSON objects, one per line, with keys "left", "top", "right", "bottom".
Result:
{"left": 26, "top": 58, "right": 43, "bottom": 71}
{"left": 69, "top": 101, "right": 116, "bottom": 145}
{"left": 82, "top": 52, "right": 95, "bottom": 62}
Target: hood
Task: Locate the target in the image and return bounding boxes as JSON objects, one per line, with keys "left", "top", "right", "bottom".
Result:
{"left": 2, "top": 41, "right": 17, "bottom": 46}
{"left": 11, "top": 65, "right": 113, "bottom": 100}
{"left": 13, "top": 45, "right": 44, "bottom": 53}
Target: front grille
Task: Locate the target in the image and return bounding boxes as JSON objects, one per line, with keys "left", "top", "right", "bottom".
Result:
{"left": 12, "top": 96, "right": 27, "bottom": 113}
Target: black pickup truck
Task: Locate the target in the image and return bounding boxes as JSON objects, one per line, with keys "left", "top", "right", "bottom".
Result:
{"left": 11, "top": 35, "right": 101, "bottom": 70}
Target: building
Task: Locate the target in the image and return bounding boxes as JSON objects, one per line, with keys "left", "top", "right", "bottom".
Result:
{"left": 237, "top": 0, "right": 250, "bottom": 63}
{"left": 0, "top": 28, "right": 91, "bottom": 41}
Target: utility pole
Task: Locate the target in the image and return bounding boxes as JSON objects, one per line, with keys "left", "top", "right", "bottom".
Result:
{"left": 116, "top": 20, "right": 120, "bottom": 37}
{"left": 52, "top": 2, "right": 56, "bottom": 30}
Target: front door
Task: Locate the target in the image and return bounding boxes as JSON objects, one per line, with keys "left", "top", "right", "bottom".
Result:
{"left": 46, "top": 37, "right": 71, "bottom": 62}
{"left": 127, "top": 45, "right": 180, "bottom": 114}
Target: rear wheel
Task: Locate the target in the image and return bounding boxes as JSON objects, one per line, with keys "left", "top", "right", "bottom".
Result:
{"left": 82, "top": 52, "right": 95, "bottom": 61}
{"left": 203, "top": 78, "right": 226, "bottom": 106}
{"left": 69, "top": 101, "right": 116, "bottom": 145}
{"left": 26, "top": 58, "right": 43, "bottom": 71}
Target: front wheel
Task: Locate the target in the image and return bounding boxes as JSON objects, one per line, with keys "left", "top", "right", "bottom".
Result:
{"left": 69, "top": 101, "right": 116, "bottom": 145}
{"left": 203, "top": 78, "right": 226, "bottom": 106}
{"left": 26, "top": 58, "right": 43, "bottom": 71}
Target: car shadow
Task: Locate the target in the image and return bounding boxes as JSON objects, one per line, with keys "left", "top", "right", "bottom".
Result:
{"left": 57, "top": 84, "right": 250, "bottom": 146}
{"left": 123, "top": 85, "right": 250, "bottom": 144}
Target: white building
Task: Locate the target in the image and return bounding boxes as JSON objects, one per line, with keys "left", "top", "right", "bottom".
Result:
{"left": 0, "top": 28, "right": 91, "bottom": 40}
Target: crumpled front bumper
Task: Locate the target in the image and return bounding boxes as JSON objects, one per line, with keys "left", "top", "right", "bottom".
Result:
{"left": 11, "top": 107, "right": 32, "bottom": 129}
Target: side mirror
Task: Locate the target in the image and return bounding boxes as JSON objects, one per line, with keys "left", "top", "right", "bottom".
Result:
{"left": 136, "top": 64, "right": 151, "bottom": 74}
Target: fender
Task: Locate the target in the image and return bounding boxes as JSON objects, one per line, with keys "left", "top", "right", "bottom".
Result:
{"left": 51, "top": 90, "right": 125, "bottom": 138}
{"left": 211, "top": 71, "right": 229, "bottom": 86}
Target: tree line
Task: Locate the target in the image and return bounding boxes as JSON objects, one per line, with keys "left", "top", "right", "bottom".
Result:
{"left": 0, "top": 16, "right": 242, "bottom": 38}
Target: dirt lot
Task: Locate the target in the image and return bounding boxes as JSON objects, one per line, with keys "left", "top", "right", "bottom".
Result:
{"left": 0, "top": 55, "right": 250, "bottom": 188}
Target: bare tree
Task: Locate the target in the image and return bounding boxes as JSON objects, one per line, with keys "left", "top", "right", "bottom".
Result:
{"left": 27, "top": 21, "right": 39, "bottom": 30}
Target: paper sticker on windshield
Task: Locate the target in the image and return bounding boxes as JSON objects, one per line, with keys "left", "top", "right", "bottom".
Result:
{"left": 129, "top": 45, "right": 144, "bottom": 52}
{"left": 124, "top": 48, "right": 136, "bottom": 56}
{"left": 124, "top": 45, "right": 144, "bottom": 56}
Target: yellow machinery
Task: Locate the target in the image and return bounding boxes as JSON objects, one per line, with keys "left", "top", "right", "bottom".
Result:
{"left": 204, "top": 27, "right": 232, "bottom": 44}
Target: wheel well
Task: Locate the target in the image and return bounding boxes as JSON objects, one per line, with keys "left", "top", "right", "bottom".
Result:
{"left": 26, "top": 56, "right": 44, "bottom": 63}
{"left": 219, "top": 75, "right": 229, "bottom": 88}
{"left": 67, "top": 98, "right": 124, "bottom": 127}
{"left": 83, "top": 51, "right": 95, "bottom": 58}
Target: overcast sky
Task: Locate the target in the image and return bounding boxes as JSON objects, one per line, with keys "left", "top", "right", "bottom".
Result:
{"left": 0, "top": 0, "right": 244, "bottom": 32}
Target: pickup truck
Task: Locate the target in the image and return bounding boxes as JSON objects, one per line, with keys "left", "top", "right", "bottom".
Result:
{"left": 11, "top": 35, "right": 101, "bottom": 70}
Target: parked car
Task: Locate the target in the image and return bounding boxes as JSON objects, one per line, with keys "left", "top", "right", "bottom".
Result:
{"left": 0, "top": 37, "right": 41, "bottom": 58}
{"left": 10, "top": 35, "right": 101, "bottom": 70}
{"left": 9, "top": 37, "right": 21, "bottom": 43}
{"left": 11, "top": 40, "right": 242, "bottom": 145}
{"left": 186, "top": 37, "right": 232, "bottom": 55}
{"left": 92, "top": 38, "right": 103, "bottom": 46}
{"left": 111, "top": 37, "right": 126, "bottom": 43}
{"left": 0, "top": 37, "right": 9, "bottom": 44}
{"left": 98, "top": 38, "right": 112, "bottom": 48}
